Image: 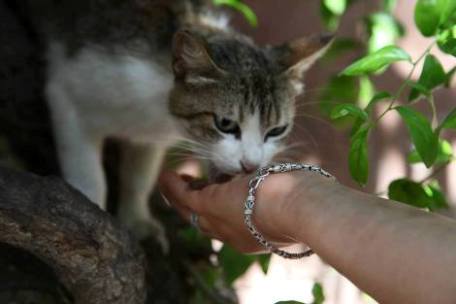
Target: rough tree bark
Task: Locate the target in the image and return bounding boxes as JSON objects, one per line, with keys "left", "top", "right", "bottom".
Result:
{"left": 0, "top": 167, "right": 147, "bottom": 304}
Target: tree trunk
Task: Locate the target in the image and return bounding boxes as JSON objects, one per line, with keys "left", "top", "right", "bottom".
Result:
{"left": 0, "top": 167, "right": 146, "bottom": 304}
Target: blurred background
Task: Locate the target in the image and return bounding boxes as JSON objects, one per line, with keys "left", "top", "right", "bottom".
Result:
{"left": 0, "top": 0, "right": 454, "bottom": 303}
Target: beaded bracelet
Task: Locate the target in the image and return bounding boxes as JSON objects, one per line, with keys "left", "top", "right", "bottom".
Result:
{"left": 244, "top": 163, "right": 336, "bottom": 259}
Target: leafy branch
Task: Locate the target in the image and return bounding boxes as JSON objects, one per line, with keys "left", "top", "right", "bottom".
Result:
{"left": 277, "top": 1, "right": 455, "bottom": 302}
{"left": 322, "top": 0, "right": 455, "bottom": 211}
{"left": 375, "top": 41, "right": 435, "bottom": 123}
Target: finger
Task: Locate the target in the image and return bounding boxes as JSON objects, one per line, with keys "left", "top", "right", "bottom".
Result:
{"left": 158, "top": 170, "right": 203, "bottom": 212}
{"left": 174, "top": 201, "right": 246, "bottom": 245}
{"left": 195, "top": 175, "right": 250, "bottom": 222}
{"left": 201, "top": 174, "right": 250, "bottom": 202}
{"left": 173, "top": 204, "right": 214, "bottom": 234}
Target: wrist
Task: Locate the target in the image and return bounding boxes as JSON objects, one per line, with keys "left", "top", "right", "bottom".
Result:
{"left": 253, "top": 170, "right": 325, "bottom": 242}
{"left": 254, "top": 170, "right": 340, "bottom": 243}
{"left": 287, "top": 172, "right": 346, "bottom": 243}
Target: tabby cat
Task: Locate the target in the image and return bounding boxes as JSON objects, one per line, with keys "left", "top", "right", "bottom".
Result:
{"left": 25, "top": 0, "right": 332, "bottom": 249}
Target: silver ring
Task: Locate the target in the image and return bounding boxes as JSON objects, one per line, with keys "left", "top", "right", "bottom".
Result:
{"left": 190, "top": 212, "right": 200, "bottom": 230}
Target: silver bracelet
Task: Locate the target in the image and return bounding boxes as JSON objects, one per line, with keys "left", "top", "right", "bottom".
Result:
{"left": 244, "top": 163, "right": 336, "bottom": 259}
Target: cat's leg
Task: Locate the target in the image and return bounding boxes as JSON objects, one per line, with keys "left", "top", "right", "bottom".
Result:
{"left": 47, "top": 83, "right": 106, "bottom": 208}
{"left": 118, "top": 141, "right": 168, "bottom": 251}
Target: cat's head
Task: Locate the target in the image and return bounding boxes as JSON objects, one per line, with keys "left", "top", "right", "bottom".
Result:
{"left": 169, "top": 29, "right": 332, "bottom": 175}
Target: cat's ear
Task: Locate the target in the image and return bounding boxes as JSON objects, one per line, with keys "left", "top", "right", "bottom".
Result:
{"left": 172, "top": 30, "right": 225, "bottom": 84}
{"left": 275, "top": 33, "right": 334, "bottom": 93}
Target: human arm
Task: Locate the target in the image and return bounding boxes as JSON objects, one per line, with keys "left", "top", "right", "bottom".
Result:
{"left": 159, "top": 170, "right": 456, "bottom": 304}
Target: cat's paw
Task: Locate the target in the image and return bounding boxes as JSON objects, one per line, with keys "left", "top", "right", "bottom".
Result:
{"left": 119, "top": 211, "right": 169, "bottom": 254}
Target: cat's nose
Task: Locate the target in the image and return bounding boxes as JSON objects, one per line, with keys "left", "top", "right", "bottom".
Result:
{"left": 240, "top": 161, "right": 258, "bottom": 174}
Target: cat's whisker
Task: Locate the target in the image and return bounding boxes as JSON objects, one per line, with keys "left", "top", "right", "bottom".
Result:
{"left": 293, "top": 113, "right": 334, "bottom": 129}
{"left": 301, "top": 87, "right": 329, "bottom": 94}
{"left": 188, "top": 151, "right": 217, "bottom": 163}
{"left": 295, "top": 100, "right": 329, "bottom": 108}
{"left": 166, "top": 154, "right": 212, "bottom": 168}
{"left": 170, "top": 152, "right": 212, "bottom": 162}
{"left": 276, "top": 141, "right": 309, "bottom": 160}
{"left": 167, "top": 143, "right": 214, "bottom": 158}
{"left": 175, "top": 139, "right": 211, "bottom": 151}
{"left": 282, "top": 141, "right": 307, "bottom": 151}
{"left": 167, "top": 150, "right": 194, "bottom": 157}
{"left": 171, "top": 142, "right": 211, "bottom": 155}
{"left": 289, "top": 124, "right": 319, "bottom": 150}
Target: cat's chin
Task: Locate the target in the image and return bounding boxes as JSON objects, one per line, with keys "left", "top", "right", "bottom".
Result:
{"left": 209, "top": 169, "right": 234, "bottom": 183}
{"left": 212, "top": 172, "right": 234, "bottom": 183}
{"left": 207, "top": 164, "right": 237, "bottom": 184}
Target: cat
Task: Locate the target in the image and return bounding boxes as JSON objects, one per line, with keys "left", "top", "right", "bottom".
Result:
{"left": 24, "top": 0, "right": 332, "bottom": 249}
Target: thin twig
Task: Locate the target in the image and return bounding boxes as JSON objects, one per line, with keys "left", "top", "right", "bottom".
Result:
{"left": 419, "top": 162, "right": 450, "bottom": 184}
{"left": 428, "top": 94, "right": 438, "bottom": 128}
{"left": 375, "top": 41, "right": 436, "bottom": 123}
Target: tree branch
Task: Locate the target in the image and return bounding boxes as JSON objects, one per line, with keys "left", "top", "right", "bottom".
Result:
{"left": 0, "top": 167, "right": 146, "bottom": 304}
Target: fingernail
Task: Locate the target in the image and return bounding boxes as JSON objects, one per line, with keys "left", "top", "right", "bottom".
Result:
{"left": 159, "top": 191, "right": 171, "bottom": 207}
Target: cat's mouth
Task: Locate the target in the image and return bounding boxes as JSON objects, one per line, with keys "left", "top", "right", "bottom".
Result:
{"left": 208, "top": 164, "right": 235, "bottom": 184}
{"left": 206, "top": 162, "right": 260, "bottom": 184}
{"left": 187, "top": 166, "right": 233, "bottom": 190}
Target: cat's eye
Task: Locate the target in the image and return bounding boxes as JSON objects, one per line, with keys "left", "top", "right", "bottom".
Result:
{"left": 214, "top": 116, "right": 240, "bottom": 135}
{"left": 264, "top": 125, "right": 288, "bottom": 141}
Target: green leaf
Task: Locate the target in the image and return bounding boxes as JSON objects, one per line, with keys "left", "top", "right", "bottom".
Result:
{"left": 319, "top": 76, "right": 358, "bottom": 116}
{"left": 331, "top": 103, "right": 368, "bottom": 121}
{"left": 438, "top": 107, "right": 456, "bottom": 131}
{"left": 424, "top": 183, "right": 449, "bottom": 211}
{"left": 358, "top": 76, "right": 375, "bottom": 108}
{"left": 366, "top": 13, "right": 404, "bottom": 53}
{"left": 438, "top": 139, "right": 453, "bottom": 161}
{"left": 421, "top": 55, "right": 447, "bottom": 84}
{"left": 409, "top": 55, "right": 446, "bottom": 101}
{"left": 257, "top": 254, "right": 271, "bottom": 274}
{"left": 383, "top": 0, "right": 397, "bottom": 12}
{"left": 436, "top": 0, "right": 456, "bottom": 28}
{"left": 200, "top": 266, "right": 221, "bottom": 286}
{"left": 437, "top": 26, "right": 456, "bottom": 56}
{"left": 274, "top": 301, "right": 305, "bottom": 304}
{"left": 178, "top": 227, "right": 212, "bottom": 252}
{"left": 312, "top": 282, "right": 325, "bottom": 304}
{"left": 341, "top": 45, "right": 411, "bottom": 76}
{"left": 388, "top": 179, "right": 429, "bottom": 208}
{"left": 323, "top": 0, "right": 347, "bottom": 15}
{"left": 213, "top": 0, "right": 258, "bottom": 27}
{"left": 349, "top": 125, "right": 370, "bottom": 185}
{"left": 414, "top": 0, "right": 441, "bottom": 36}
{"left": 365, "top": 91, "right": 392, "bottom": 112}
{"left": 320, "top": 0, "right": 342, "bottom": 31}
{"left": 396, "top": 106, "right": 438, "bottom": 167}
{"left": 407, "top": 81, "right": 431, "bottom": 98}
{"left": 406, "top": 150, "right": 420, "bottom": 163}
{"left": 414, "top": 0, "right": 456, "bottom": 36}
{"left": 350, "top": 117, "right": 365, "bottom": 137}
{"left": 408, "top": 139, "right": 453, "bottom": 165}
{"left": 219, "top": 245, "right": 255, "bottom": 284}
{"left": 388, "top": 178, "right": 447, "bottom": 210}
{"left": 322, "top": 38, "right": 361, "bottom": 62}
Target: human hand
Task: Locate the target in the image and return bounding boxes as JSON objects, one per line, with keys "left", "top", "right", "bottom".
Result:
{"left": 158, "top": 170, "right": 311, "bottom": 253}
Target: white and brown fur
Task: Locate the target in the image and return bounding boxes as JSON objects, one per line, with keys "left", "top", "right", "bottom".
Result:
{"left": 24, "top": 0, "right": 332, "bottom": 248}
